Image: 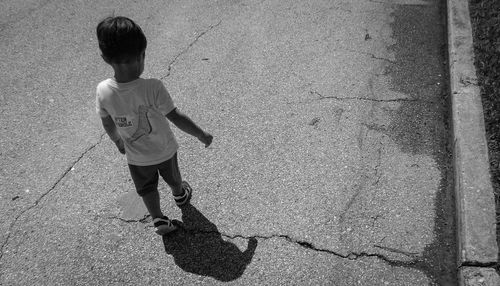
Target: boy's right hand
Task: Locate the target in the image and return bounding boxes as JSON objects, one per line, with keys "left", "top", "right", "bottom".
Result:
{"left": 114, "top": 138, "right": 126, "bottom": 154}
{"left": 198, "top": 132, "right": 213, "bottom": 148}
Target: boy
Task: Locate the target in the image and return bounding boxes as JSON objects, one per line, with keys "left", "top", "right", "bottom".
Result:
{"left": 95, "top": 16, "right": 213, "bottom": 235}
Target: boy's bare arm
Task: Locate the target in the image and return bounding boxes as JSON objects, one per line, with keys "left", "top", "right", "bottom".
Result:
{"left": 166, "top": 108, "right": 213, "bottom": 147}
{"left": 101, "top": 115, "right": 125, "bottom": 154}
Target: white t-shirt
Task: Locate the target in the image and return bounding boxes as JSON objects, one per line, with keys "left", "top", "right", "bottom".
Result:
{"left": 96, "top": 78, "right": 179, "bottom": 166}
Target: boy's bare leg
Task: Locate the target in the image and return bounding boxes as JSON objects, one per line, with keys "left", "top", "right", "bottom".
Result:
{"left": 141, "top": 189, "right": 164, "bottom": 218}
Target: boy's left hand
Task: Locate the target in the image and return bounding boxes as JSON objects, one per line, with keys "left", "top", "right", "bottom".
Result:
{"left": 198, "top": 132, "right": 213, "bottom": 148}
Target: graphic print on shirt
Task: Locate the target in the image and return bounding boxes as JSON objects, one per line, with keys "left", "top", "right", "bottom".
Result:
{"left": 115, "top": 116, "right": 133, "bottom": 127}
{"left": 129, "top": 105, "right": 153, "bottom": 142}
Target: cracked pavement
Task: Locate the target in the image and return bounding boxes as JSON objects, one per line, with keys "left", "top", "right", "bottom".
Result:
{"left": 0, "top": 0, "right": 456, "bottom": 285}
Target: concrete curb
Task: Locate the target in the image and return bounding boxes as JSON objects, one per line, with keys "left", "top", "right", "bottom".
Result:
{"left": 447, "top": 0, "right": 499, "bottom": 284}
{"left": 460, "top": 268, "right": 500, "bottom": 286}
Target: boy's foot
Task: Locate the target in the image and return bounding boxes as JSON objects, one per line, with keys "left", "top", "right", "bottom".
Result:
{"left": 174, "top": 181, "right": 192, "bottom": 206}
{"left": 153, "top": 216, "right": 178, "bottom": 235}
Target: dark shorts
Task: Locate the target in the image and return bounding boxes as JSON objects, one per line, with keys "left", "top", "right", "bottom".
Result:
{"left": 128, "top": 153, "right": 182, "bottom": 196}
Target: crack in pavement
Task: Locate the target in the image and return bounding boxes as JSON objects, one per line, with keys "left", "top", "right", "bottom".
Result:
{"left": 104, "top": 217, "right": 424, "bottom": 267}
{"left": 340, "top": 48, "right": 396, "bottom": 64}
{"left": 0, "top": 133, "right": 106, "bottom": 262}
{"left": 105, "top": 215, "right": 150, "bottom": 224}
{"left": 369, "top": 0, "right": 435, "bottom": 6}
{"left": 161, "top": 20, "right": 222, "bottom": 80}
{"left": 310, "top": 90, "right": 421, "bottom": 103}
{"left": 287, "top": 90, "right": 428, "bottom": 105}
{"left": 338, "top": 180, "right": 365, "bottom": 224}
{"left": 97, "top": 215, "right": 434, "bottom": 273}
{"left": 179, "top": 228, "right": 426, "bottom": 268}
{"left": 373, "top": 244, "right": 420, "bottom": 258}
{"left": 372, "top": 144, "right": 384, "bottom": 186}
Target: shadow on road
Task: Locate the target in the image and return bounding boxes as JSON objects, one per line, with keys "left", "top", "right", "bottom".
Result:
{"left": 379, "top": 3, "right": 456, "bottom": 284}
{"left": 162, "top": 204, "right": 257, "bottom": 281}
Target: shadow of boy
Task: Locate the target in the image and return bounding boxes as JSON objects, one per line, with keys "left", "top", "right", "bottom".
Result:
{"left": 163, "top": 204, "right": 257, "bottom": 281}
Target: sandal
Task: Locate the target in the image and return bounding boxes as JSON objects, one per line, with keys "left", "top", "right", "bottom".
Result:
{"left": 174, "top": 181, "right": 192, "bottom": 206}
{"left": 153, "top": 216, "right": 178, "bottom": 235}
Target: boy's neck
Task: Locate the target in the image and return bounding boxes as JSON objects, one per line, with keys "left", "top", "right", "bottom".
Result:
{"left": 111, "top": 63, "right": 141, "bottom": 83}
{"left": 114, "top": 73, "right": 139, "bottom": 83}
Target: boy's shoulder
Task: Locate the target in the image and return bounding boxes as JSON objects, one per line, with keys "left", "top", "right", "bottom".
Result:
{"left": 96, "top": 78, "right": 165, "bottom": 96}
{"left": 96, "top": 78, "right": 116, "bottom": 99}
{"left": 96, "top": 78, "right": 114, "bottom": 90}
{"left": 143, "top": 78, "right": 163, "bottom": 87}
{"left": 142, "top": 78, "right": 169, "bottom": 95}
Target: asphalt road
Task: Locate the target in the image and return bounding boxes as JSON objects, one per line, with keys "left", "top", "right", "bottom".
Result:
{"left": 0, "top": 0, "right": 456, "bottom": 285}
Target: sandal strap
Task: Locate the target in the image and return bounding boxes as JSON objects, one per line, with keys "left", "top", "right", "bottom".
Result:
{"left": 153, "top": 216, "right": 178, "bottom": 235}
{"left": 153, "top": 217, "right": 173, "bottom": 227}
{"left": 173, "top": 192, "right": 187, "bottom": 200}
{"left": 174, "top": 181, "right": 192, "bottom": 206}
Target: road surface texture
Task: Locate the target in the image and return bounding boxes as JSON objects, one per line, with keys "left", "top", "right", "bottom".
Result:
{"left": 0, "top": 0, "right": 456, "bottom": 285}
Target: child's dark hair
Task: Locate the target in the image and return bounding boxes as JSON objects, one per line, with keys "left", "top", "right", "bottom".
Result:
{"left": 96, "top": 16, "right": 147, "bottom": 63}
